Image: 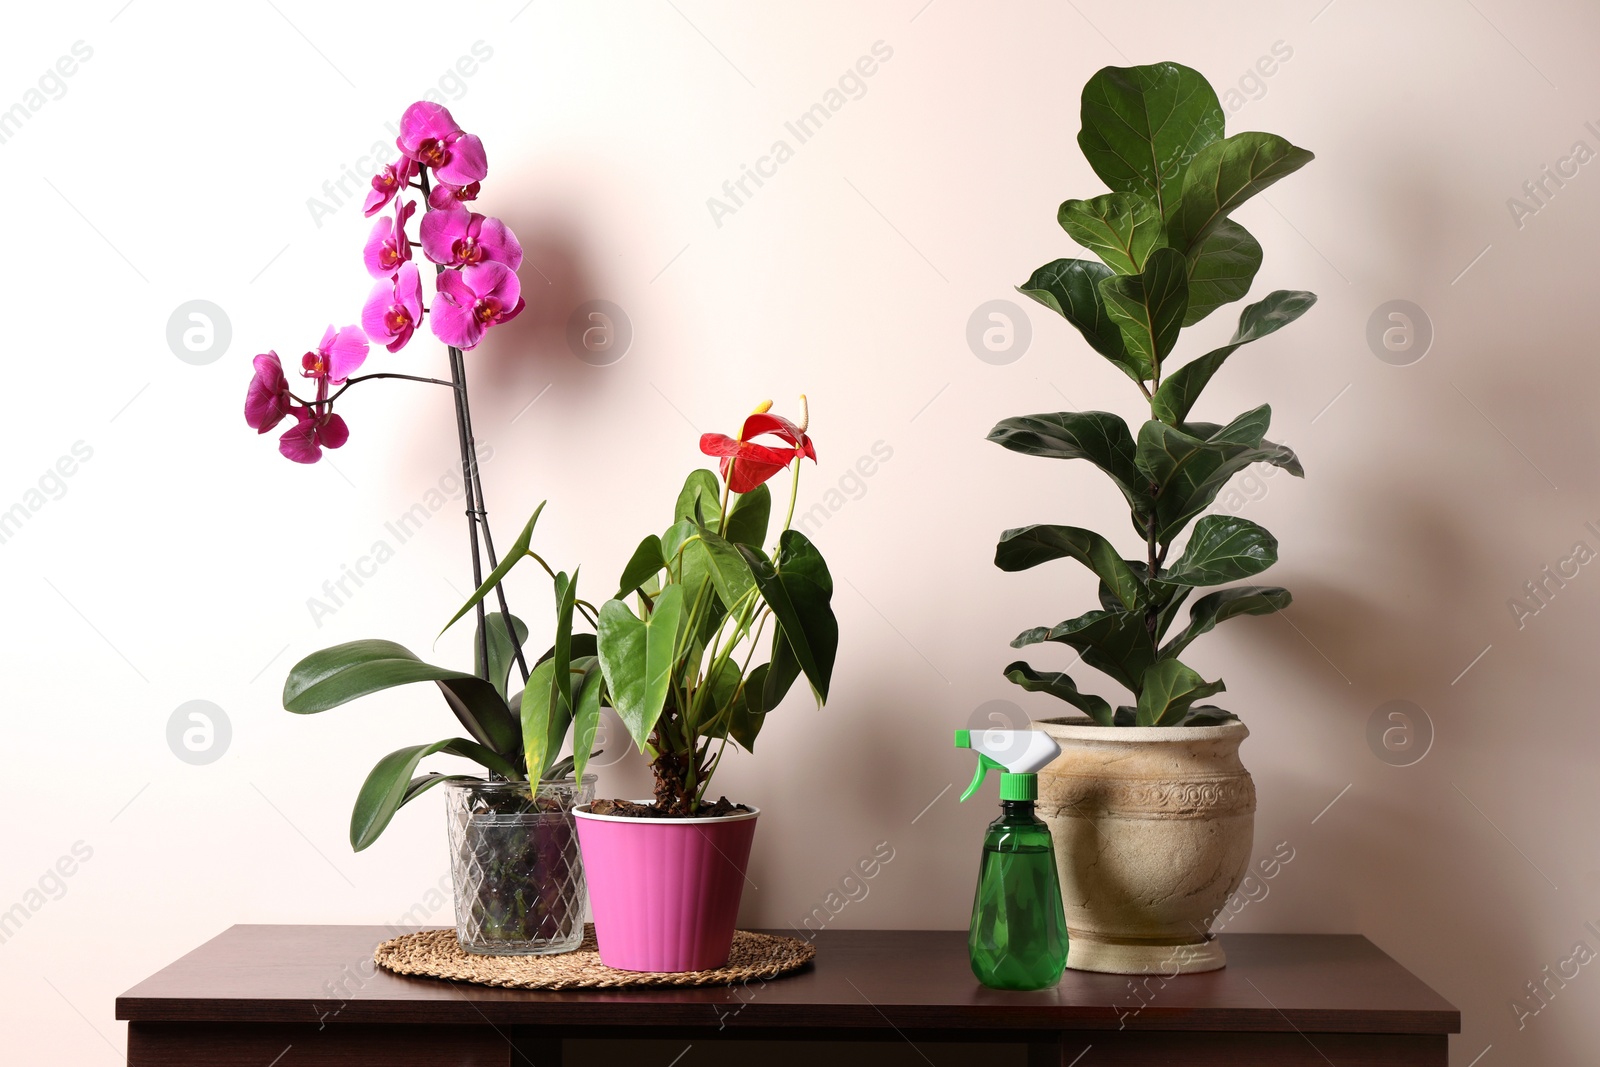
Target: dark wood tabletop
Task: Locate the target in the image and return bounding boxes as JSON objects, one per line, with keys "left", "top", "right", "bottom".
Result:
{"left": 116, "top": 926, "right": 1459, "bottom": 1067}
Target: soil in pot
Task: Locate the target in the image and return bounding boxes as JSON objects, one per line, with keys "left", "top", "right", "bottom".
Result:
{"left": 589, "top": 796, "right": 751, "bottom": 819}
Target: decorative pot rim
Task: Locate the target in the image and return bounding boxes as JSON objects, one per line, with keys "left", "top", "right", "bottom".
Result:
{"left": 445, "top": 773, "right": 597, "bottom": 792}
{"left": 573, "top": 800, "right": 761, "bottom": 825}
{"left": 1036, "top": 715, "right": 1249, "bottom": 743}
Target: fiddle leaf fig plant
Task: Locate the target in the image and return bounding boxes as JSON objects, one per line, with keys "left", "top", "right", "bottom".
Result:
{"left": 994, "top": 61, "right": 1315, "bottom": 727}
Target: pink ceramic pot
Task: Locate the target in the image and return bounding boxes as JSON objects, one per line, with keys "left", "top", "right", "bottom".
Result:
{"left": 573, "top": 802, "right": 759, "bottom": 972}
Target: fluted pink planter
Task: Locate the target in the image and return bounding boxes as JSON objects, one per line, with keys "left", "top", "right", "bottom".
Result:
{"left": 573, "top": 803, "right": 759, "bottom": 972}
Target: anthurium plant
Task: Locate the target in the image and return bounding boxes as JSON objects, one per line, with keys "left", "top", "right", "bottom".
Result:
{"left": 453, "top": 400, "right": 839, "bottom": 816}
{"left": 242, "top": 100, "right": 582, "bottom": 850}
{"left": 993, "top": 61, "right": 1316, "bottom": 727}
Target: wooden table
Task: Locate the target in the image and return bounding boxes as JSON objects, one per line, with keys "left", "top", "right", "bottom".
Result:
{"left": 116, "top": 926, "right": 1459, "bottom": 1066}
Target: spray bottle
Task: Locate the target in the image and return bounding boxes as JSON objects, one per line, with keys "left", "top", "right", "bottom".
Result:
{"left": 955, "top": 727, "right": 1068, "bottom": 990}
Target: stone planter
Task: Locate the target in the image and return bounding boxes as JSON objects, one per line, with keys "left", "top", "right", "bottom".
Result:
{"left": 1036, "top": 717, "right": 1255, "bottom": 975}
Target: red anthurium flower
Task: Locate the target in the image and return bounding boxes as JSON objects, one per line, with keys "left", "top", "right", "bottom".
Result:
{"left": 700, "top": 401, "right": 816, "bottom": 494}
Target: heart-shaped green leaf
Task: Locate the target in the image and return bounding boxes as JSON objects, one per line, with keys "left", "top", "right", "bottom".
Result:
{"left": 675, "top": 469, "right": 721, "bottom": 524}
{"left": 615, "top": 534, "right": 665, "bottom": 600}
{"left": 1058, "top": 193, "right": 1166, "bottom": 275}
{"left": 1099, "top": 247, "right": 1189, "bottom": 380}
{"left": 1002, "top": 661, "right": 1114, "bottom": 725}
{"left": 519, "top": 656, "right": 561, "bottom": 782}
{"left": 1136, "top": 659, "right": 1226, "bottom": 726}
{"left": 1171, "top": 132, "right": 1315, "bottom": 255}
{"left": 597, "top": 584, "right": 685, "bottom": 751}
{"left": 1077, "top": 62, "right": 1226, "bottom": 222}
{"left": 995, "top": 525, "right": 1146, "bottom": 612}
{"left": 724, "top": 483, "right": 772, "bottom": 547}
{"left": 1161, "top": 515, "right": 1278, "bottom": 587}
{"left": 737, "top": 530, "right": 837, "bottom": 703}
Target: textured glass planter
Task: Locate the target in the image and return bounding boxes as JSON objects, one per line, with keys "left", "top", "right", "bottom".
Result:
{"left": 446, "top": 776, "right": 595, "bottom": 956}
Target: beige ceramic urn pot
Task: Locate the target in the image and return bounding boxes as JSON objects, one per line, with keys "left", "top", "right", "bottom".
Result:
{"left": 1036, "top": 717, "right": 1255, "bottom": 974}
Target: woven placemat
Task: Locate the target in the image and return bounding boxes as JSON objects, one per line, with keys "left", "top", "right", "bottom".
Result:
{"left": 374, "top": 925, "right": 815, "bottom": 989}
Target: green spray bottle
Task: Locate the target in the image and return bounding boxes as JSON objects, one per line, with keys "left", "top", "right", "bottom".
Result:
{"left": 955, "top": 728, "right": 1068, "bottom": 990}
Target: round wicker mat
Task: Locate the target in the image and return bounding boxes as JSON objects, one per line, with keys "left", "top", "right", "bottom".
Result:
{"left": 374, "top": 925, "right": 815, "bottom": 989}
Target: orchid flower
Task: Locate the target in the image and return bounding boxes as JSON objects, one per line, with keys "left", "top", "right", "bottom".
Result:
{"left": 397, "top": 102, "right": 487, "bottom": 187}
{"left": 430, "top": 261, "right": 524, "bottom": 350}
{"left": 700, "top": 400, "right": 817, "bottom": 493}
{"left": 427, "top": 180, "right": 481, "bottom": 211}
{"left": 363, "top": 157, "right": 417, "bottom": 217}
{"left": 363, "top": 199, "right": 416, "bottom": 278}
{"left": 420, "top": 207, "right": 522, "bottom": 270}
{"left": 279, "top": 406, "right": 350, "bottom": 464}
{"left": 362, "top": 263, "right": 424, "bottom": 353}
{"left": 300, "top": 324, "right": 370, "bottom": 385}
{"left": 245, "top": 352, "right": 293, "bottom": 433}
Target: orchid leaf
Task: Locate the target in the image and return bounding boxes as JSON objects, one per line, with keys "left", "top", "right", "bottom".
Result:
{"left": 351, "top": 738, "right": 519, "bottom": 851}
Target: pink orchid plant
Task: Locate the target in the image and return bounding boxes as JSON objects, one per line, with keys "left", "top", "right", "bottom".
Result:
{"left": 248, "top": 104, "right": 572, "bottom": 844}
{"left": 244, "top": 100, "right": 522, "bottom": 465}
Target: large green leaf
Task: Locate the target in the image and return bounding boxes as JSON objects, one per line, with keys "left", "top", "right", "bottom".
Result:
{"left": 1171, "top": 132, "right": 1315, "bottom": 255}
{"left": 475, "top": 612, "right": 528, "bottom": 701}
{"left": 688, "top": 526, "right": 757, "bottom": 616}
{"left": 760, "top": 625, "right": 802, "bottom": 715}
{"left": 1153, "top": 291, "right": 1318, "bottom": 425}
{"left": 675, "top": 469, "right": 721, "bottom": 525}
{"left": 552, "top": 569, "right": 579, "bottom": 723}
{"left": 596, "top": 584, "right": 684, "bottom": 751}
{"left": 1183, "top": 220, "right": 1262, "bottom": 326}
{"left": 1162, "top": 585, "right": 1292, "bottom": 659}
{"left": 1058, "top": 193, "right": 1165, "bottom": 275}
{"left": 1135, "top": 407, "right": 1301, "bottom": 541}
{"left": 440, "top": 503, "right": 545, "bottom": 635}
{"left": 350, "top": 738, "right": 518, "bottom": 851}
{"left": 986, "top": 410, "right": 1148, "bottom": 520}
{"left": 1162, "top": 515, "right": 1278, "bottom": 587}
{"left": 994, "top": 525, "right": 1145, "bottom": 612}
{"left": 283, "top": 639, "right": 519, "bottom": 756}
{"left": 519, "top": 657, "right": 560, "bottom": 782}
{"left": 1098, "top": 247, "right": 1189, "bottom": 380}
{"left": 737, "top": 530, "right": 837, "bottom": 703}
{"left": 724, "top": 483, "right": 771, "bottom": 547}
{"left": 1002, "top": 661, "right": 1114, "bottom": 725}
{"left": 1077, "top": 62, "right": 1226, "bottom": 222}
{"left": 570, "top": 664, "right": 605, "bottom": 780}
{"left": 1135, "top": 659, "right": 1226, "bottom": 726}
{"left": 615, "top": 534, "right": 665, "bottom": 600}
{"left": 1018, "top": 259, "right": 1142, "bottom": 384}
{"left": 1011, "top": 609, "right": 1156, "bottom": 694}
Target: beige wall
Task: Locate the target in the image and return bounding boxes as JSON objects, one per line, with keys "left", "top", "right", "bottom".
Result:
{"left": 3, "top": 1, "right": 1597, "bottom": 1062}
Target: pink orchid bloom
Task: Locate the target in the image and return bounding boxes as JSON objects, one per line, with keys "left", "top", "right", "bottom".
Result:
{"left": 245, "top": 352, "right": 293, "bottom": 433}
{"left": 279, "top": 406, "right": 350, "bottom": 464}
{"left": 419, "top": 207, "right": 522, "bottom": 270}
{"left": 300, "top": 325, "right": 370, "bottom": 384}
{"left": 363, "top": 199, "right": 416, "bottom": 278}
{"left": 363, "top": 157, "right": 417, "bottom": 217}
{"left": 362, "top": 263, "right": 424, "bottom": 353}
{"left": 397, "top": 102, "right": 487, "bottom": 187}
{"left": 431, "top": 261, "right": 524, "bottom": 350}
{"left": 426, "top": 180, "right": 481, "bottom": 210}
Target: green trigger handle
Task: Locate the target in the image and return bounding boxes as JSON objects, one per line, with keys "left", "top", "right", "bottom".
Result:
{"left": 954, "top": 729, "right": 1004, "bottom": 801}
